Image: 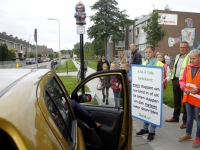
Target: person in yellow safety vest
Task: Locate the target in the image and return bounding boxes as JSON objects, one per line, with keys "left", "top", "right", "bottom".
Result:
{"left": 136, "top": 45, "right": 163, "bottom": 142}
{"left": 165, "top": 41, "right": 190, "bottom": 129}
{"left": 178, "top": 49, "right": 200, "bottom": 148}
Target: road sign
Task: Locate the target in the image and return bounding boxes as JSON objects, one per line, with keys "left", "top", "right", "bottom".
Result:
{"left": 77, "top": 26, "right": 85, "bottom": 34}
{"left": 34, "top": 29, "right": 37, "bottom": 42}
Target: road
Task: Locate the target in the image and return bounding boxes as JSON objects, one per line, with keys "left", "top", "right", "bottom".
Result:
{"left": 21, "top": 59, "right": 66, "bottom": 69}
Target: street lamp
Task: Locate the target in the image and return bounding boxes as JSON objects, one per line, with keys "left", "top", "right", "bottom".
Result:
{"left": 48, "top": 18, "right": 60, "bottom": 53}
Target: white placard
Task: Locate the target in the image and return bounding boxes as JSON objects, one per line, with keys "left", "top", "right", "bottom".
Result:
{"left": 77, "top": 26, "right": 85, "bottom": 34}
{"left": 131, "top": 65, "right": 163, "bottom": 127}
{"left": 158, "top": 13, "right": 178, "bottom": 26}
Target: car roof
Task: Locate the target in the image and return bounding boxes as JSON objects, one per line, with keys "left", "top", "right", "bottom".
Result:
{"left": 0, "top": 69, "right": 60, "bottom": 149}
{"left": 0, "top": 69, "right": 50, "bottom": 96}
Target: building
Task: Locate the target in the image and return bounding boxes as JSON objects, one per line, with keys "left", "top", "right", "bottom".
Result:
{"left": 156, "top": 10, "right": 200, "bottom": 57}
{"left": 0, "top": 32, "right": 54, "bottom": 59}
{"left": 107, "top": 29, "right": 126, "bottom": 62}
{"left": 127, "top": 10, "right": 200, "bottom": 58}
{"left": 0, "top": 32, "right": 29, "bottom": 59}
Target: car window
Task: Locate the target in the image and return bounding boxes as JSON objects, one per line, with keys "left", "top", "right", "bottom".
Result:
{"left": 75, "top": 74, "right": 124, "bottom": 108}
{"left": 44, "top": 77, "right": 74, "bottom": 145}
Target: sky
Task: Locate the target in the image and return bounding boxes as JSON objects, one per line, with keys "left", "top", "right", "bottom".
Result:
{"left": 0, "top": 0, "right": 199, "bottom": 51}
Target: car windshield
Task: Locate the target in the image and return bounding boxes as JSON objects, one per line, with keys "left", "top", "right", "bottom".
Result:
{"left": 26, "top": 58, "right": 30, "bottom": 61}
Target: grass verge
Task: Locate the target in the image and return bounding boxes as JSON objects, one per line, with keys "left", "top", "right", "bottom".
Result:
{"left": 163, "top": 81, "right": 174, "bottom": 108}
{"left": 76, "top": 59, "right": 99, "bottom": 70}
{"left": 57, "top": 59, "right": 78, "bottom": 73}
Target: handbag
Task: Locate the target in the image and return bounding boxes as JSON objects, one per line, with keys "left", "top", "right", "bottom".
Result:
{"left": 97, "top": 79, "right": 103, "bottom": 90}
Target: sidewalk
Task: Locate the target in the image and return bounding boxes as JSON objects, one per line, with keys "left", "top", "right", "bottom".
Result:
{"left": 57, "top": 60, "right": 197, "bottom": 150}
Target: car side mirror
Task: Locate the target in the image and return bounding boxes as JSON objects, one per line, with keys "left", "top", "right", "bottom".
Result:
{"left": 78, "top": 94, "right": 92, "bottom": 103}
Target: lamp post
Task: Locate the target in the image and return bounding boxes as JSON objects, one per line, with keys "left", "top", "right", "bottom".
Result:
{"left": 29, "top": 35, "right": 34, "bottom": 57}
{"left": 63, "top": 43, "right": 67, "bottom": 58}
{"left": 48, "top": 18, "right": 60, "bottom": 53}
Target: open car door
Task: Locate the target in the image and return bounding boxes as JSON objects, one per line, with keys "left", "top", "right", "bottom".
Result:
{"left": 71, "top": 70, "right": 132, "bottom": 150}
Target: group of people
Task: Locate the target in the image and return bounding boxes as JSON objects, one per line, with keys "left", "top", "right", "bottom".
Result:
{"left": 96, "top": 53, "right": 131, "bottom": 106}
{"left": 96, "top": 41, "right": 200, "bottom": 147}
{"left": 165, "top": 41, "right": 200, "bottom": 148}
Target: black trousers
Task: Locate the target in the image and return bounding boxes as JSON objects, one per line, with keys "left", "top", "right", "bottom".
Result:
{"left": 172, "top": 78, "right": 187, "bottom": 123}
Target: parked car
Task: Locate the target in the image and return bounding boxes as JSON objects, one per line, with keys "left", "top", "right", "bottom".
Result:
{"left": 0, "top": 69, "right": 132, "bottom": 150}
{"left": 46, "top": 58, "right": 50, "bottom": 62}
{"left": 31, "top": 58, "right": 36, "bottom": 64}
{"left": 42, "top": 57, "right": 47, "bottom": 62}
{"left": 25, "top": 58, "right": 33, "bottom": 65}
{"left": 37, "top": 57, "right": 42, "bottom": 63}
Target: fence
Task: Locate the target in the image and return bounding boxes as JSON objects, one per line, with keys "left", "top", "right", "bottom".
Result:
{"left": 0, "top": 61, "right": 26, "bottom": 68}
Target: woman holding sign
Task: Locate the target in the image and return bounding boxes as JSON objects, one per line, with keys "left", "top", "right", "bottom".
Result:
{"left": 136, "top": 45, "right": 163, "bottom": 142}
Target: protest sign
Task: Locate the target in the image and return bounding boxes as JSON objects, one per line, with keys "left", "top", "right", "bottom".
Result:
{"left": 131, "top": 65, "right": 163, "bottom": 127}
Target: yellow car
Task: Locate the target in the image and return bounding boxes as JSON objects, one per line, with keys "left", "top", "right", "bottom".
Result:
{"left": 0, "top": 69, "right": 132, "bottom": 150}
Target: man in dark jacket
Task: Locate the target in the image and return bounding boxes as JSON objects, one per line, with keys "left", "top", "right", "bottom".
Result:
{"left": 130, "top": 44, "right": 142, "bottom": 65}
{"left": 96, "top": 54, "right": 110, "bottom": 71}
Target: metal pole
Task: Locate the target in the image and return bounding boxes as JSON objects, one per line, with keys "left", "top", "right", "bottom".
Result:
{"left": 48, "top": 18, "right": 60, "bottom": 66}
{"left": 56, "top": 19, "right": 61, "bottom": 66}
{"left": 80, "top": 34, "right": 85, "bottom": 94}
{"left": 36, "top": 42, "right": 38, "bottom": 69}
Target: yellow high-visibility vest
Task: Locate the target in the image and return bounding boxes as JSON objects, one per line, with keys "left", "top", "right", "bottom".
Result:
{"left": 171, "top": 54, "right": 189, "bottom": 80}
{"left": 143, "top": 60, "right": 164, "bottom": 67}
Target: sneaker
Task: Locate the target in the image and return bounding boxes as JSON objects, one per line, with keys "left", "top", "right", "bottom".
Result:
{"left": 193, "top": 137, "right": 200, "bottom": 148}
{"left": 136, "top": 129, "right": 149, "bottom": 136}
{"left": 179, "top": 134, "right": 192, "bottom": 142}
{"left": 147, "top": 133, "right": 156, "bottom": 142}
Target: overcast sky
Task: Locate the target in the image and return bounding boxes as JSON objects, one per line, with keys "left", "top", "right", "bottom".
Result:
{"left": 0, "top": 0, "right": 199, "bottom": 51}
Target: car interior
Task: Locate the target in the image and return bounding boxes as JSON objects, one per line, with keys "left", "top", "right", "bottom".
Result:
{"left": 43, "top": 70, "right": 129, "bottom": 150}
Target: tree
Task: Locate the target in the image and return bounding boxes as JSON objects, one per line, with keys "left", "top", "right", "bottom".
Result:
{"left": 30, "top": 52, "right": 35, "bottom": 58}
{"left": 60, "top": 49, "right": 72, "bottom": 57}
{"left": 84, "top": 42, "right": 93, "bottom": 59}
{"left": 91, "top": 37, "right": 105, "bottom": 56}
{"left": 49, "top": 54, "right": 53, "bottom": 60}
{"left": 72, "top": 42, "right": 80, "bottom": 58}
{"left": 1, "top": 43, "right": 9, "bottom": 61}
{"left": 142, "top": 10, "right": 166, "bottom": 47}
{"left": 54, "top": 52, "right": 59, "bottom": 58}
{"left": 0, "top": 44, "right": 2, "bottom": 61}
{"left": 8, "top": 48, "right": 16, "bottom": 60}
{"left": 37, "top": 53, "right": 42, "bottom": 57}
{"left": 87, "top": 0, "right": 133, "bottom": 55}
{"left": 164, "top": 4, "right": 172, "bottom": 11}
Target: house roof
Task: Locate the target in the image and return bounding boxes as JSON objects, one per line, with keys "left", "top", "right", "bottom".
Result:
{"left": 0, "top": 32, "right": 29, "bottom": 47}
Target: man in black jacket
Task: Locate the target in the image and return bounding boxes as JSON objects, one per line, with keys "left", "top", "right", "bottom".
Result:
{"left": 130, "top": 44, "right": 142, "bottom": 65}
{"left": 96, "top": 54, "right": 110, "bottom": 71}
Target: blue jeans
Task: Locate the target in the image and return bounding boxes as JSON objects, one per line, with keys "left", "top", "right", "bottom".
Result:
{"left": 113, "top": 92, "right": 119, "bottom": 107}
{"left": 143, "top": 122, "right": 156, "bottom": 133}
{"left": 185, "top": 102, "right": 200, "bottom": 138}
